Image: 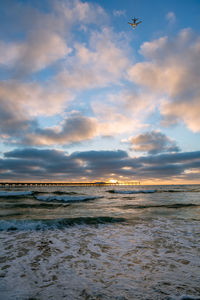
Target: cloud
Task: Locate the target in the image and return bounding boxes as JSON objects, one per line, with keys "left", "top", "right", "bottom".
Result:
{"left": 23, "top": 113, "right": 98, "bottom": 146}
{"left": 57, "top": 27, "right": 130, "bottom": 90}
{"left": 0, "top": 41, "right": 22, "bottom": 66}
{"left": 16, "top": 31, "right": 71, "bottom": 75}
{"left": 0, "top": 91, "right": 98, "bottom": 146}
{"left": 0, "top": 0, "right": 199, "bottom": 161}
{"left": 166, "top": 12, "right": 176, "bottom": 24}
{"left": 128, "top": 131, "right": 180, "bottom": 154}
{"left": 55, "top": 0, "right": 107, "bottom": 24}
{"left": 113, "top": 10, "right": 126, "bottom": 17}
{"left": 0, "top": 79, "right": 75, "bottom": 144}
{"left": 0, "top": 0, "right": 107, "bottom": 76}
{"left": 0, "top": 0, "right": 132, "bottom": 147}
{"left": 128, "top": 29, "right": 200, "bottom": 132}
{"left": 94, "top": 106, "right": 144, "bottom": 136}
{"left": 91, "top": 88, "right": 155, "bottom": 137}
{"left": 1, "top": 148, "right": 200, "bottom": 182}
{"left": 0, "top": 7, "right": 70, "bottom": 76}
{"left": 1, "top": 80, "right": 153, "bottom": 146}
{"left": 0, "top": 80, "right": 73, "bottom": 117}
{"left": 2, "top": 148, "right": 81, "bottom": 179}
{"left": 5, "top": 148, "right": 66, "bottom": 161}
{"left": 0, "top": 32, "right": 71, "bottom": 75}
{"left": 0, "top": 81, "right": 34, "bottom": 137}
{"left": 71, "top": 149, "right": 128, "bottom": 161}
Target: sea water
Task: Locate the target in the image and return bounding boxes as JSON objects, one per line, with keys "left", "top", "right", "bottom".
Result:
{"left": 0, "top": 185, "right": 200, "bottom": 300}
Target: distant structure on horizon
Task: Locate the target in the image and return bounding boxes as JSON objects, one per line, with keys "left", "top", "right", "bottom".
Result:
{"left": 0, "top": 181, "right": 140, "bottom": 187}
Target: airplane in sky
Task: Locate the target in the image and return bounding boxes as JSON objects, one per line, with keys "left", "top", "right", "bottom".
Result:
{"left": 128, "top": 17, "right": 142, "bottom": 30}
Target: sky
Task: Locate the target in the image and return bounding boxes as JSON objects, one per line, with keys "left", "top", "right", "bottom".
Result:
{"left": 0, "top": 0, "right": 200, "bottom": 184}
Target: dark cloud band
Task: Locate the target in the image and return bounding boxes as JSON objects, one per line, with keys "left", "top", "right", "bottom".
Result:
{"left": 1, "top": 148, "right": 200, "bottom": 182}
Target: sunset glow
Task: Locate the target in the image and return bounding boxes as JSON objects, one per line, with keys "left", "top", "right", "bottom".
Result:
{"left": 108, "top": 179, "right": 118, "bottom": 184}
{"left": 0, "top": 3, "right": 200, "bottom": 298}
{"left": 0, "top": 0, "right": 200, "bottom": 183}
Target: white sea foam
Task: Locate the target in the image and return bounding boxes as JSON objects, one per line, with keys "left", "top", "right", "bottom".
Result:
{"left": 0, "top": 191, "right": 33, "bottom": 197}
{"left": 35, "top": 194, "right": 102, "bottom": 202}
{"left": 0, "top": 218, "right": 199, "bottom": 299}
{"left": 1, "top": 184, "right": 200, "bottom": 299}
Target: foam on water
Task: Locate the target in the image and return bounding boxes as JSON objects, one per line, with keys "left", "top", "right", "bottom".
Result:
{"left": 0, "top": 218, "right": 199, "bottom": 300}
{"left": 0, "top": 184, "right": 200, "bottom": 299}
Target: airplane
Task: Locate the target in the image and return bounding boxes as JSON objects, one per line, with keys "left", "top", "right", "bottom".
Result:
{"left": 128, "top": 17, "right": 142, "bottom": 30}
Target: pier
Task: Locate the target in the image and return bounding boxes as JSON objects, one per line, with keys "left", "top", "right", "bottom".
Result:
{"left": 0, "top": 181, "right": 140, "bottom": 187}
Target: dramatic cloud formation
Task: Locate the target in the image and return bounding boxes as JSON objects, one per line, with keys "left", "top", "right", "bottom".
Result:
{"left": 1, "top": 148, "right": 200, "bottom": 183}
{"left": 128, "top": 29, "right": 200, "bottom": 132}
{"left": 128, "top": 131, "right": 180, "bottom": 154}
{"left": 0, "top": 0, "right": 131, "bottom": 146}
{"left": 0, "top": 0, "right": 200, "bottom": 183}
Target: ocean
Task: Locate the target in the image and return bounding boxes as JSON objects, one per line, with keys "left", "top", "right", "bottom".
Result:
{"left": 0, "top": 184, "right": 200, "bottom": 300}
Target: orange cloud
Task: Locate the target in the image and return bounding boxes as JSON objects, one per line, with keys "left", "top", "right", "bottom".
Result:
{"left": 128, "top": 29, "right": 200, "bottom": 132}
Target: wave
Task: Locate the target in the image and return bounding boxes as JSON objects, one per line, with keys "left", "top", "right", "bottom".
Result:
{"left": 107, "top": 189, "right": 156, "bottom": 194}
{"left": 121, "top": 203, "right": 200, "bottom": 210}
{"left": 158, "top": 189, "right": 198, "bottom": 193}
{"left": 33, "top": 191, "right": 80, "bottom": 195}
{"left": 170, "top": 295, "right": 200, "bottom": 300}
{"left": 52, "top": 191, "right": 79, "bottom": 195}
{"left": 35, "top": 195, "right": 103, "bottom": 203}
{"left": 0, "top": 191, "right": 33, "bottom": 197}
{"left": 0, "top": 190, "right": 102, "bottom": 203}
{"left": 0, "top": 212, "right": 23, "bottom": 217}
{"left": 0, "top": 216, "right": 126, "bottom": 231}
{"left": 0, "top": 190, "right": 81, "bottom": 197}
{"left": 107, "top": 188, "right": 200, "bottom": 194}
{"left": 0, "top": 202, "right": 68, "bottom": 209}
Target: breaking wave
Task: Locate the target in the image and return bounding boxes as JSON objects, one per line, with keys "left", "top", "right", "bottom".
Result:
{"left": 34, "top": 191, "right": 80, "bottom": 195}
{"left": 35, "top": 195, "right": 103, "bottom": 202}
{"left": 0, "top": 190, "right": 102, "bottom": 203}
{"left": 0, "top": 216, "right": 126, "bottom": 231}
{"left": 107, "top": 189, "right": 156, "bottom": 194}
{"left": 0, "top": 191, "right": 33, "bottom": 197}
{"left": 107, "top": 188, "right": 200, "bottom": 194}
{"left": 169, "top": 295, "right": 200, "bottom": 300}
